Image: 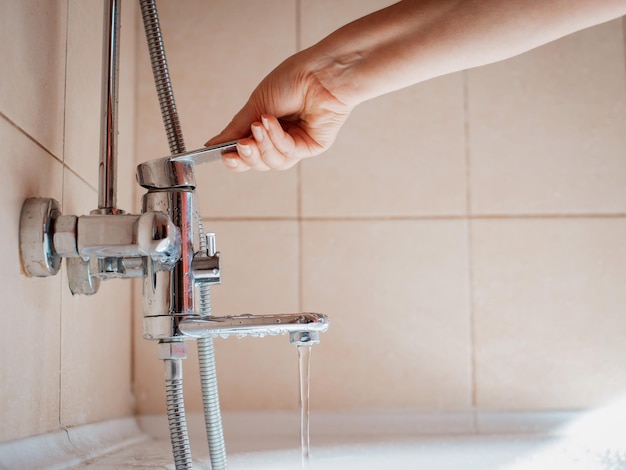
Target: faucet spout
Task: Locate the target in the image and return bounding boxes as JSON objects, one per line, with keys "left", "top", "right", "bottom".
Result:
{"left": 177, "top": 313, "right": 329, "bottom": 341}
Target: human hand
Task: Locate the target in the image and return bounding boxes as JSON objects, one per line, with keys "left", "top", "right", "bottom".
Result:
{"left": 205, "top": 53, "right": 353, "bottom": 171}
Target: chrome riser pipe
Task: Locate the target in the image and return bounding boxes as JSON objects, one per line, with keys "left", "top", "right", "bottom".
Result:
{"left": 98, "top": 0, "right": 121, "bottom": 213}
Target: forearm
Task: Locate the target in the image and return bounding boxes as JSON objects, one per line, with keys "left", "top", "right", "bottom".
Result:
{"left": 304, "top": 0, "right": 626, "bottom": 106}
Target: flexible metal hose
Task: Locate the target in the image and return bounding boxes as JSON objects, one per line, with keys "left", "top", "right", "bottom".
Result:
{"left": 139, "top": 0, "right": 185, "bottom": 155}
{"left": 198, "top": 336, "right": 228, "bottom": 469}
{"left": 139, "top": 1, "right": 227, "bottom": 468}
{"left": 198, "top": 220, "right": 228, "bottom": 470}
{"left": 165, "top": 372, "right": 194, "bottom": 469}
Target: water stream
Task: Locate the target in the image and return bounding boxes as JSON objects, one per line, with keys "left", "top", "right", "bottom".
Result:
{"left": 298, "top": 344, "right": 312, "bottom": 467}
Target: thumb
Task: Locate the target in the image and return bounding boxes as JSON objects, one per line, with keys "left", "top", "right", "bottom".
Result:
{"left": 205, "top": 101, "right": 259, "bottom": 146}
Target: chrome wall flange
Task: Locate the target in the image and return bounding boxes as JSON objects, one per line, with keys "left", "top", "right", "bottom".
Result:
{"left": 19, "top": 197, "right": 62, "bottom": 277}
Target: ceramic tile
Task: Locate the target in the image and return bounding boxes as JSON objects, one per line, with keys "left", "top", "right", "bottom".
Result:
{"left": 468, "top": 20, "right": 626, "bottom": 215}
{"left": 0, "top": 0, "right": 67, "bottom": 158}
{"left": 0, "top": 116, "right": 63, "bottom": 442}
{"left": 301, "top": 220, "right": 472, "bottom": 410}
{"left": 65, "top": 0, "right": 137, "bottom": 210}
{"left": 60, "top": 170, "right": 134, "bottom": 427}
{"left": 472, "top": 218, "right": 626, "bottom": 410}
{"left": 300, "top": 73, "right": 466, "bottom": 217}
{"left": 135, "top": 0, "right": 298, "bottom": 218}
{"left": 299, "top": 0, "right": 466, "bottom": 217}
{"left": 64, "top": 0, "right": 102, "bottom": 189}
{"left": 116, "top": 0, "right": 137, "bottom": 213}
{"left": 134, "top": 220, "right": 300, "bottom": 413}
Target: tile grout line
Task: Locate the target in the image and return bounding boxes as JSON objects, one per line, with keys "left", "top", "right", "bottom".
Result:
{"left": 463, "top": 70, "right": 478, "bottom": 416}
{"left": 62, "top": 160, "right": 99, "bottom": 193}
{"left": 58, "top": 0, "right": 71, "bottom": 429}
{"left": 202, "top": 213, "right": 626, "bottom": 223}
{"left": 0, "top": 111, "right": 98, "bottom": 196}
{"left": 0, "top": 111, "right": 64, "bottom": 166}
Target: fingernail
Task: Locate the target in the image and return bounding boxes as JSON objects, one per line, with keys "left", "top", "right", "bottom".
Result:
{"left": 251, "top": 123, "right": 264, "bottom": 142}
{"left": 261, "top": 115, "right": 270, "bottom": 131}
{"left": 223, "top": 157, "right": 239, "bottom": 168}
{"left": 238, "top": 143, "right": 252, "bottom": 157}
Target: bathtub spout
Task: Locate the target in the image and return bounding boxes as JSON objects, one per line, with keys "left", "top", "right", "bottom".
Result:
{"left": 177, "top": 313, "right": 329, "bottom": 340}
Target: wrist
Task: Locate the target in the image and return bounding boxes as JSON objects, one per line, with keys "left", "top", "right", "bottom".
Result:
{"left": 298, "top": 44, "right": 367, "bottom": 108}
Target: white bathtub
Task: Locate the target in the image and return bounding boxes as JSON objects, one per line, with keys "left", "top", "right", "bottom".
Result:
{"left": 3, "top": 407, "right": 626, "bottom": 469}
{"left": 218, "top": 409, "right": 626, "bottom": 470}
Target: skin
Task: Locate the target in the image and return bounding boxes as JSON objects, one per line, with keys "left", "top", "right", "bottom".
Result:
{"left": 205, "top": 0, "right": 626, "bottom": 172}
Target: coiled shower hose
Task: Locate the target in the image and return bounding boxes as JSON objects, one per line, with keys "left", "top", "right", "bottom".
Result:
{"left": 198, "top": 221, "right": 228, "bottom": 468}
{"left": 139, "top": 1, "right": 227, "bottom": 469}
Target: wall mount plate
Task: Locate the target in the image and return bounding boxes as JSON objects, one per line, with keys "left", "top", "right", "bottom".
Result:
{"left": 19, "top": 197, "right": 62, "bottom": 277}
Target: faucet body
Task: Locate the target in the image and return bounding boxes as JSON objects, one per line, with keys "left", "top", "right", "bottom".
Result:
{"left": 142, "top": 189, "right": 197, "bottom": 320}
{"left": 135, "top": 158, "right": 329, "bottom": 344}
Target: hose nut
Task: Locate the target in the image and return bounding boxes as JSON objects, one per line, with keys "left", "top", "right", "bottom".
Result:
{"left": 157, "top": 341, "right": 188, "bottom": 360}
{"left": 53, "top": 215, "right": 78, "bottom": 257}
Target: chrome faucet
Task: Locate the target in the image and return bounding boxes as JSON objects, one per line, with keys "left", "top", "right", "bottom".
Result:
{"left": 17, "top": 1, "right": 328, "bottom": 469}
{"left": 136, "top": 144, "right": 329, "bottom": 344}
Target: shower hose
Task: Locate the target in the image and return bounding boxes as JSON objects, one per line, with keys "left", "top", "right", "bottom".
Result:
{"left": 139, "top": 1, "right": 228, "bottom": 469}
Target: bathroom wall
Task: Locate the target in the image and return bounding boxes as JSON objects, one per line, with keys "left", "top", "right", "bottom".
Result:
{"left": 0, "top": 1, "right": 137, "bottom": 443}
{"left": 134, "top": 1, "right": 626, "bottom": 415}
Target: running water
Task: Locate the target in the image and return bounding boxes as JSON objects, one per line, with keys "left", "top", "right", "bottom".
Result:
{"left": 298, "top": 344, "right": 312, "bottom": 467}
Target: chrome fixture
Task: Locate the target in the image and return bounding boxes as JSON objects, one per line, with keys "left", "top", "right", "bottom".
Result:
{"left": 98, "top": 0, "right": 121, "bottom": 214}
{"left": 19, "top": 198, "right": 179, "bottom": 284}
{"left": 17, "top": 1, "right": 328, "bottom": 469}
{"left": 135, "top": 140, "right": 238, "bottom": 189}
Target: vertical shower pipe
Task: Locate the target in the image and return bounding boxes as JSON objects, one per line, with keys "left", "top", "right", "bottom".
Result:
{"left": 138, "top": 1, "right": 228, "bottom": 469}
{"left": 98, "top": 0, "right": 121, "bottom": 214}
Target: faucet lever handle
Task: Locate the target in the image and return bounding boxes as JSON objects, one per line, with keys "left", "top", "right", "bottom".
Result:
{"left": 170, "top": 141, "right": 238, "bottom": 166}
{"left": 136, "top": 141, "right": 238, "bottom": 190}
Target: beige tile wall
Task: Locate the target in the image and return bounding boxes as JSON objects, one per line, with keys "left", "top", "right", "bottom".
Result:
{"left": 0, "top": 0, "right": 136, "bottom": 443}
{"left": 134, "top": 2, "right": 626, "bottom": 416}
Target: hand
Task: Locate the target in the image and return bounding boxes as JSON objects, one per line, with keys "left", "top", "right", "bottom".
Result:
{"left": 205, "top": 53, "right": 353, "bottom": 171}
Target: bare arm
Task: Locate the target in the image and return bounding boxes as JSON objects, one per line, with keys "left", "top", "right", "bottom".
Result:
{"left": 206, "top": 0, "right": 626, "bottom": 171}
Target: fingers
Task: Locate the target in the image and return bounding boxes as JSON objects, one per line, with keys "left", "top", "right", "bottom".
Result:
{"left": 234, "top": 136, "right": 271, "bottom": 171}
{"left": 251, "top": 115, "right": 301, "bottom": 170}
{"left": 221, "top": 151, "right": 250, "bottom": 172}
{"left": 260, "top": 115, "right": 300, "bottom": 169}
{"left": 252, "top": 117, "right": 298, "bottom": 169}
{"left": 217, "top": 115, "right": 302, "bottom": 172}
